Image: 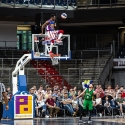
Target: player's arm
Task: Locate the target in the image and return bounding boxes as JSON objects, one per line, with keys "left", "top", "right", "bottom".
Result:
{"left": 41, "top": 21, "right": 50, "bottom": 34}
{"left": 77, "top": 89, "right": 86, "bottom": 98}
{"left": 54, "top": 23, "right": 56, "bottom": 27}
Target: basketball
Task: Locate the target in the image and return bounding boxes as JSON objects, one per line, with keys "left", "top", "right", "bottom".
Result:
{"left": 61, "top": 13, "right": 67, "bottom": 19}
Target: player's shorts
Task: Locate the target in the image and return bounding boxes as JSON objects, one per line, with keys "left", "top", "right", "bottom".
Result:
{"left": 83, "top": 99, "right": 93, "bottom": 110}
{"left": 45, "top": 30, "right": 59, "bottom": 40}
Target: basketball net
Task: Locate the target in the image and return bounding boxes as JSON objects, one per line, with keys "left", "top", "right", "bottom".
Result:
{"left": 50, "top": 53, "right": 61, "bottom": 65}
{"left": 51, "top": 57, "right": 59, "bottom": 65}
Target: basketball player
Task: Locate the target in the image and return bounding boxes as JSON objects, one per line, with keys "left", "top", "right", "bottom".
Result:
{"left": 41, "top": 14, "right": 64, "bottom": 54}
{"left": 77, "top": 84, "right": 96, "bottom": 122}
{"left": 0, "top": 82, "right": 9, "bottom": 122}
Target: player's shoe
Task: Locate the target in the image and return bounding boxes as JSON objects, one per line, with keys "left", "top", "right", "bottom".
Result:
{"left": 55, "top": 39, "right": 62, "bottom": 43}
{"left": 89, "top": 116, "right": 91, "bottom": 121}
{"left": 78, "top": 115, "right": 83, "bottom": 123}
{"left": 88, "top": 117, "right": 92, "bottom": 124}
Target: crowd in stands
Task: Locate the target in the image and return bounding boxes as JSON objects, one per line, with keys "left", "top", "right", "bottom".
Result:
{"left": 5, "top": 84, "right": 125, "bottom": 118}
{"left": 1, "top": 0, "right": 77, "bottom": 6}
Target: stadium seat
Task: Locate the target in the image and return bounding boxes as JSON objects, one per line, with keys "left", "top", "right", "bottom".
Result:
{"left": 5, "top": 0, "right": 14, "bottom": 3}
{"left": 55, "top": 0, "right": 60, "bottom": 5}
{"left": 60, "top": 0, "right": 67, "bottom": 6}
{"left": 34, "top": 0, "right": 40, "bottom": 4}
{"left": 43, "top": 0, "right": 54, "bottom": 5}
{"left": 70, "top": 0, "right": 76, "bottom": 6}
{"left": 16, "top": 0, "right": 24, "bottom": 4}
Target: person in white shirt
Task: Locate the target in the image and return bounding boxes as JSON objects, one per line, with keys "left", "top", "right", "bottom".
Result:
{"left": 35, "top": 92, "right": 49, "bottom": 118}
{"left": 94, "top": 93, "right": 104, "bottom": 117}
{"left": 72, "top": 95, "right": 79, "bottom": 112}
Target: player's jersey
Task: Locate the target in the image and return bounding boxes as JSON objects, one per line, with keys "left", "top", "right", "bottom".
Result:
{"left": 45, "top": 20, "right": 55, "bottom": 31}
{"left": 84, "top": 89, "right": 94, "bottom": 100}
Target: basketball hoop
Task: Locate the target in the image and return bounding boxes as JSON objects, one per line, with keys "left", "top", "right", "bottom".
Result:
{"left": 51, "top": 57, "right": 59, "bottom": 65}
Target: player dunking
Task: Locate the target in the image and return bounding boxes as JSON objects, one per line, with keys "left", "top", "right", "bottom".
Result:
{"left": 41, "top": 14, "right": 64, "bottom": 55}
{"left": 77, "top": 84, "right": 96, "bottom": 123}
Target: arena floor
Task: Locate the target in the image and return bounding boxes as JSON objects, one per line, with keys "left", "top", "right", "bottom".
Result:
{"left": 1, "top": 117, "right": 125, "bottom": 125}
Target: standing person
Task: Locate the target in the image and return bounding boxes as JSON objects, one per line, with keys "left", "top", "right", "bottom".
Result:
{"left": 77, "top": 84, "right": 96, "bottom": 122}
{"left": 0, "top": 83, "right": 9, "bottom": 121}
{"left": 41, "top": 14, "right": 64, "bottom": 55}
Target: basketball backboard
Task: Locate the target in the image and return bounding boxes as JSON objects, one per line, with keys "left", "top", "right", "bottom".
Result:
{"left": 31, "top": 34, "right": 71, "bottom": 61}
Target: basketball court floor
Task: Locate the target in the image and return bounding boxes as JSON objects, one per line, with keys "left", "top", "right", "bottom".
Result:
{"left": 1, "top": 117, "right": 125, "bottom": 125}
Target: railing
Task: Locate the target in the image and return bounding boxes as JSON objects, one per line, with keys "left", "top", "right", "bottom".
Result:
{"left": 98, "top": 54, "right": 113, "bottom": 87}
{"left": 0, "top": 0, "right": 77, "bottom": 9}
{"left": 77, "top": 0, "right": 125, "bottom": 8}
{"left": 0, "top": 49, "right": 110, "bottom": 74}
{"left": 72, "top": 49, "right": 111, "bottom": 60}
{"left": 0, "top": 67, "right": 103, "bottom": 89}
{"left": 0, "top": 49, "right": 112, "bottom": 89}
{"left": 68, "top": 68, "right": 102, "bottom": 85}
{"left": 0, "top": 0, "right": 125, "bottom": 9}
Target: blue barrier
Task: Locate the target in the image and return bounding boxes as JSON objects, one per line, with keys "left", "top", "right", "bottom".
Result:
{"left": 3, "top": 75, "right": 35, "bottom": 119}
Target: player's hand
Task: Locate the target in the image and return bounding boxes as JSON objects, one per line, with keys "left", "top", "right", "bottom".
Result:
{"left": 5, "top": 105, "right": 9, "bottom": 110}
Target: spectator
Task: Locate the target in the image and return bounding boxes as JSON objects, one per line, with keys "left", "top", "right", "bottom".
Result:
{"left": 38, "top": 85, "right": 45, "bottom": 95}
{"left": 72, "top": 95, "right": 79, "bottom": 113}
{"left": 6, "top": 87, "right": 12, "bottom": 101}
{"left": 103, "top": 96, "right": 111, "bottom": 115}
{"left": 95, "top": 85, "right": 104, "bottom": 98}
{"left": 0, "top": 83, "right": 9, "bottom": 122}
{"left": 46, "top": 94, "right": 60, "bottom": 118}
{"left": 69, "top": 89, "right": 75, "bottom": 98}
{"left": 74, "top": 86, "right": 77, "bottom": 95}
{"left": 63, "top": 86, "right": 68, "bottom": 94}
{"left": 33, "top": 86, "right": 38, "bottom": 95}
{"left": 29, "top": 87, "right": 37, "bottom": 101}
{"left": 99, "top": 87, "right": 104, "bottom": 98}
{"left": 56, "top": 90, "right": 63, "bottom": 107}
{"left": 115, "top": 93, "right": 125, "bottom": 116}
{"left": 53, "top": 83, "right": 59, "bottom": 90}
{"left": 57, "top": 90, "right": 63, "bottom": 101}
{"left": 105, "top": 85, "right": 115, "bottom": 98}
{"left": 94, "top": 93, "right": 104, "bottom": 117}
{"left": 35, "top": 92, "right": 49, "bottom": 118}
{"left": 95, "top": 85, "right": 99, "bottom": 93}
{"left": 115, "top": 85, "right": 119, "bottom": 92}
{"left": 61, "top": 93, "right": 76, "bottom": 116}
{"left": 45, "top": 89, "right": 51, "bottom": 100}
{"left": 52, "top": 89, "right": 58, "bottom": 98}
{"left": 119, "top": 86, "right": 125, "bottom": 99}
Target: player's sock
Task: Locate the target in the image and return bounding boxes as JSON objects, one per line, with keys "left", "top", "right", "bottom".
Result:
{"left": 58, "top": 30, "right": 64, "bottom": 40}
{"left": 49, "top": 51, "right": 52, "bottom": 54}
{"left": 89, "top": 116, "right": 91, "bottom": 121}
{"left": 58, "top": 33, "right": 63, "bottom": 40}
{"left": 79, "top": 114, "right": 82, "bottom": 120}
{"left": 89, "top": 110, "right": 92, "bottom": 121}
{"left": 49, "top": 41, "right": 54, "bottom": 53}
